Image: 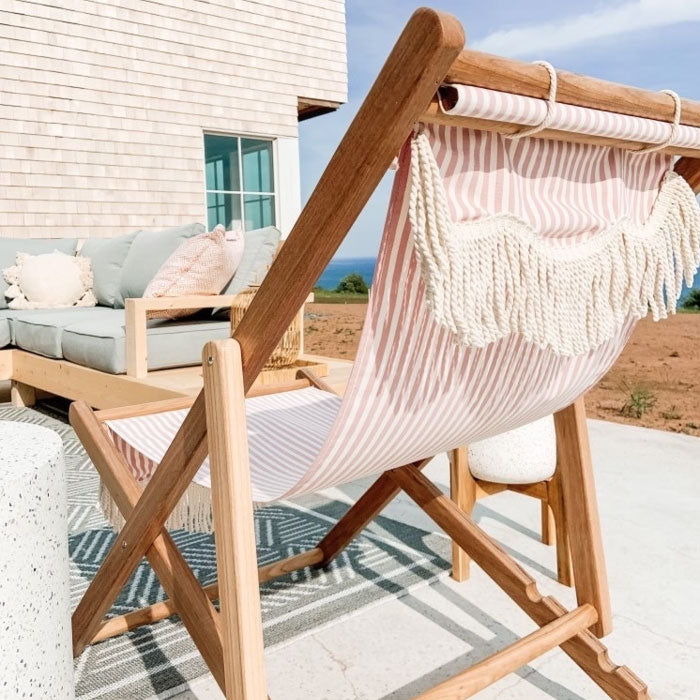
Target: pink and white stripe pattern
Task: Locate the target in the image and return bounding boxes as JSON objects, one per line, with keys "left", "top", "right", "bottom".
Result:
{"left": 107, "top": 124, "right": 673, "bottom": 504}
{"left": 429, "top": 121, "right": 672, "bottom": 242}
{"left": 443, "top": 83, "right": 700, "bottom": 152}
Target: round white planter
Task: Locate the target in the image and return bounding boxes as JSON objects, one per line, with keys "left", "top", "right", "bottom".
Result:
{"left": 0, "top": 421, "right": 74, "bottom": 699}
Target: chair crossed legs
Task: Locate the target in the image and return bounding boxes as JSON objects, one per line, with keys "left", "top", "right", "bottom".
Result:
{"left": 69, "top": 340, "right": 647, "bottom": 699}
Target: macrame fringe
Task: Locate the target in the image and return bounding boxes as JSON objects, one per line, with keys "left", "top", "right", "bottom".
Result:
{"left": 409, "top": 131, "right": 700, "bottom": 356}
{"left": 100, "top": 478, "right": 215, "bottom": 534}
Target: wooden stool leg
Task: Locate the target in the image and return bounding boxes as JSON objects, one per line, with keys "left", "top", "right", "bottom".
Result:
{"left": 449, "top": 446, "right": 476, "bottom": 582}
{"left": 548, "top": 475, "right": 573, "bottom": 587}
{"left": 554, "top": 397, "right": 611, "bottom": 637}
{"left": 204, "top": 340, "right": 267, "bottom": 699}
{"left": 540, "top": 499, "right": 555, "bottom": 545}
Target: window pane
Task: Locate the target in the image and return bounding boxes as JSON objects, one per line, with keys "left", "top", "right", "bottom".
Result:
{"left": 207, "top": 192, "right": 242, "bottom": 231}
{"left": 204, "top": 135, "right": 240, "bottom": 191}
{"left": 243, "top": 194, "right": 275, "bottom": 230}
{"left": 241, "top": 139, "right": 273, "bottom": 192}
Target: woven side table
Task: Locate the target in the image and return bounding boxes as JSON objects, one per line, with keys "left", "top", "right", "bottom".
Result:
{"left": 0, "top": 421, "right": 74, "bottom": 699}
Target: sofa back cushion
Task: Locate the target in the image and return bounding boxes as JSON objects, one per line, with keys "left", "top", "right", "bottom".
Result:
{"left": 119, "top": 223, "right": 204, "bottom": 302}
{"left": 81, "top": 232, "right": 139, "bottom": 308}
{"left": 0, "top": 238, "right": 78, "bottom": 309}
{"left": 221, "top": 226, "right": 281, "bottom": 298}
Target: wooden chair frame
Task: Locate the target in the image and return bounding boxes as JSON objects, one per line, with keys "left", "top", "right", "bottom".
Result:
{"left": 69, "top": 7, "right": 700, "bottom": 698}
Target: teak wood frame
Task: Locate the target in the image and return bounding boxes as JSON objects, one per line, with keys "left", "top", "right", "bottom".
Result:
{"left": 69, "top": 7, "right": 700, "bottom": 698}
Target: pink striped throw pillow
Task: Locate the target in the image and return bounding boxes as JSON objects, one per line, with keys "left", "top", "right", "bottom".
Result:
{"left": 144, "top": 225, "right": 243, "bottom": 319}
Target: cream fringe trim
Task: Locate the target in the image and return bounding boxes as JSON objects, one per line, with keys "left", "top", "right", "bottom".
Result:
{"left": 100, "top": 479, "right": 215, "bottom": 533}
{"left": 409, "top": 131, "right": 700, "bottom": 356}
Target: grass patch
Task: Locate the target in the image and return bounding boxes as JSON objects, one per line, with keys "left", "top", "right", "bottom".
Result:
{"left": 620, "top": 386, "right": 657, "bottom": 419}
{"left": 313, "top": 287, "right": 369, "bottom": 304}
{"left": 661, "top": 405, "right": 682, "bottom": 420}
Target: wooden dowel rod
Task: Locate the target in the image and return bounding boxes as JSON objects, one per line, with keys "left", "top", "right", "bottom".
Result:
{"left": 91, "top": 548, "right": 324, "bottom": 644}
{"left": 94, "top": 378, "right": 315, "bottom": 423}
{"left": 422, "top": 100, "right": 700, "bottom": 158}
{"left": 413, "top": 604, "right": 598, "bottom": 699}
{"left": 446, "top": 49, "right": 700, "bottom": 127}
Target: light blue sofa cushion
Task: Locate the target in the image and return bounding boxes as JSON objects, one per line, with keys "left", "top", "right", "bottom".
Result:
{"left": 0, "top": 311, "right": 10, "bottom": 348}
{"left": 0, "top": 238, "right": 78, "bottom": 309}
{"left": 81, "top": 232, "right": 139, "bottom": 308}
{"left": 119, "top": 223, "right": 204, "bottom": 302}
{"left": 8, "top": 308, "right": 118, "bottom": 359}
{"left": 221, "top": 226, "right": 281, "bottom": 297}
{"left": 62, "top": 314, "right": 230, "bottom": 374}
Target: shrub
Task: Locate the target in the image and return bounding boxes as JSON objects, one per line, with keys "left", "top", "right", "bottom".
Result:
{"left": 681, "top": 288, "right": 700, "bottom": 310}
{"left": 621, "top": 387, "right": 656, "bottom": 419}
{"left": 336, "top": 273, "right": 368, "bottom": 294}
{"left": 661, "top": 406, "right": 682, "bottom": 420}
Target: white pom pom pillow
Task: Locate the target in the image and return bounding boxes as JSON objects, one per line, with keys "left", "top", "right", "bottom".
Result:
{"left": 144, "top": 225, "right": 244, "bottom": 319}
{"left": 3, "top": 251, "right": 97, "bottom": 309}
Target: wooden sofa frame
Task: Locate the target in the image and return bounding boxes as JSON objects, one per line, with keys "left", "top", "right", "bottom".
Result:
{"left": 1, "top": 292, "right": 312, "bottom": 409}
{"left": 66, "top": 6, "right": 700, "bottom": 698}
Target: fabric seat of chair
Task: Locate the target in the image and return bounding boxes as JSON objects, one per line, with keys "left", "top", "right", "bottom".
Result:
{"left": 104, "top": 118, "right": 699, "bottom": 535}
{"left": 106, "top": 387, "right": 342, "bottom": 506}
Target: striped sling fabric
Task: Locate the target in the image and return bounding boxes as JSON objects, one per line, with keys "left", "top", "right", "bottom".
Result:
{"left": 106, "top": 110, "right": 699, "bottom": 515}
{"left": 441, "top": 83, "right": 700, "bottom": 153}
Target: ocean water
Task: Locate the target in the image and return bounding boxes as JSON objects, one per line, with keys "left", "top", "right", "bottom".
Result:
{"left": 680, "top": 269, "right": 700, "bottom": 304}
{"left": 316, "top": 257, "right": 377, "bottom": 290}
{"left": 318, "top": 257, "right": 700, "bottom": 305}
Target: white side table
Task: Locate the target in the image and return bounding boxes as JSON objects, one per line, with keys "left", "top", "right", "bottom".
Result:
{"left": 0, "top": 421, "right": 74, "bottom": 699}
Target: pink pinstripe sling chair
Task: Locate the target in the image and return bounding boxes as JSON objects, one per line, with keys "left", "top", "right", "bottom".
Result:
{"left": 70, "top": 9, "right": 700, "bottom": 699}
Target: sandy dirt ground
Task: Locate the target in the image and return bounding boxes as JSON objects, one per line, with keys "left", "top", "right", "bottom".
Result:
{"left": 306, "top": 304, "right": 700, "bottom": 437}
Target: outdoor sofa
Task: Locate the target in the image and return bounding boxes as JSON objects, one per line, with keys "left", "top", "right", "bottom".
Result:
{"left": 0, "top": 223, "right": 281, "bottom": 408}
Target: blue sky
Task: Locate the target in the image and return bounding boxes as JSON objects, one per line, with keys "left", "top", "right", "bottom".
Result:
{"left": 298, "top": 0, "right": 700, "bottom": 258}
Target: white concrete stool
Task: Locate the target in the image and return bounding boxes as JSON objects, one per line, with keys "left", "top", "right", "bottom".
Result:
{"left": 467, "top": 415, "right": 557, "bottom": 484}
{"left": 0, "top": 421, "right": 74, "bottom": 699}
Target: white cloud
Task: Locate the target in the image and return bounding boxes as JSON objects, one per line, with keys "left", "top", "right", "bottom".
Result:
{"left": 472, "top": 0, "right": 700, "bottom": 58}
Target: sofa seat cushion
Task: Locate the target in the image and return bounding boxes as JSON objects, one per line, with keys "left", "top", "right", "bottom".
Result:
{"left": 8, "top": 308, "right": 117, "bottom": 359}
{"left": 0, "top": 312, "right": 10, "bottom": 348}
{"left": 62, "top": 315, "right": 231, "bottom": 374}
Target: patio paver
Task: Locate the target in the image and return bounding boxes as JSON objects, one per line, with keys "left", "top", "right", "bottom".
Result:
{"left": 133, "top": 419, "right": 698, "bottom": 698}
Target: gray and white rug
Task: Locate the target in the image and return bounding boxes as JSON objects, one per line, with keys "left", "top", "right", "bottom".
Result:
{"left": 0, "top": 404, "right": 451, "bottom": 699}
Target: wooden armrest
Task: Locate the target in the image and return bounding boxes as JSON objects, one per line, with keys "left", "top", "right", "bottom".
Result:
{"left": 123, "top": 291, "right": 314, "bottom": 380}
{"left": 95, "top": 377, "right": 317, "bottom": 422}
{"left": 125, "top": 294, "right": 238, "bottom": 313}
{"left": 124, "top": 295, "right": 240, "bottom": 379}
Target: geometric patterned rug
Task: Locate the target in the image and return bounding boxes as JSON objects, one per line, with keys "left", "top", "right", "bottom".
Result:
{"left": 0, "top": 404, "right": 452, "bottom": 699}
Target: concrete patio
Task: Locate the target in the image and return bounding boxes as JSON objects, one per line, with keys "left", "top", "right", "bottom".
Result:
{"left": 166, "top": 419, "right": 699, "bottom": 699}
